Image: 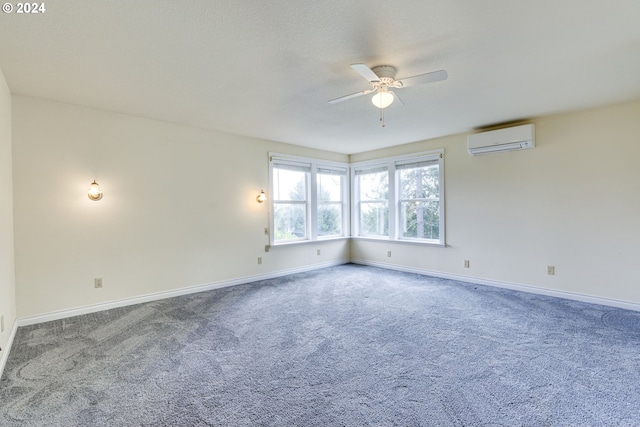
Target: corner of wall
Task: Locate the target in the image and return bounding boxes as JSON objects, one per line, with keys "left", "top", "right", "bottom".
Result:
{"left": 0, "top": 65, "right": 17, "bottom": 372}
{"left": 0, "top": 318, "right": 18, "bottom": 379}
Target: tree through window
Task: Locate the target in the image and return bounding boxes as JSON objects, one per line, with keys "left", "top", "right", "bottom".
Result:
{"left": 355, "top": 166, "right": 389, "bottom": 237}
{"left": 397, "top": 159, "right": 440, "bottom": 240}
{"left": 317, "top": 168, "right": 346, "bottom": 237}
{"left": 272, "top": 162, "right": 310, "bottom": 241}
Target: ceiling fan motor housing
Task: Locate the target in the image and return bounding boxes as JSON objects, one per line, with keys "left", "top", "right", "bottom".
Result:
{"left": 371, "top": 65, "right": 397, "bottom": 79}
{"left": 371, "top": 65, "right": 402, "bottom": 89}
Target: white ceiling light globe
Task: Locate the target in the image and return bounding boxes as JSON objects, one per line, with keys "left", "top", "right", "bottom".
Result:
{"left": 371, "top": 91, "right": 394, "bottom": 109}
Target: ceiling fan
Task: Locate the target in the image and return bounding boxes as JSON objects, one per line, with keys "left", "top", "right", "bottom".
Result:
{"left": 329, "top": 63, "right": 448, "bottom": 126}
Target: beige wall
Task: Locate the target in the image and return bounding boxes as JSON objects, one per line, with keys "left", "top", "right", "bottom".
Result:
{"left": 12, "top": 96, "right": 349, "bottom": 317}
{"left": 0, "top": 67, "right": 15, "bottom": 354}
{"left": 351, "top": 100, "right": 640, "bottom": 303}
{"left": 11, "top": 94, "right": 640, "bottom": 318}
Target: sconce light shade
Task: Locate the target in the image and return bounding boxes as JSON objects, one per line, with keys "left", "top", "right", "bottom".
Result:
{"left": 371, "top": 90, "right": 394, "bottom": 109}
{"left": 256, "top": 189, "right": 267, "bottom": 203}
{"left": 88, "top": 180, "right": 103, "bottom": 201}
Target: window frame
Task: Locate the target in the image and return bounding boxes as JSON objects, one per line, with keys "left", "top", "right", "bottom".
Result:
{"left": 396, "top": 157, "right": 442, "bottom": 242}
{"left": 351, "top": 149, "right": 445, "bottom": 246}
{"left": 269, "top": 153, "right": 349, "bottom": 246}
{"left": 316, "top": 166, "right": 349, "bottom": 239}
{"left": 270, "top": 158, "right": 312, "bottom": 243}
{"left": 353, "top": 164, "right": 390, "bottom": 238}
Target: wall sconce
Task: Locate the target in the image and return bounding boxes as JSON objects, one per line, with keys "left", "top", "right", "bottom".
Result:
{"left": 88, "top": 180, "right": 103, "bottom": 201}
{"left": 256, "top": 189, "right": 267, "bottom": 203}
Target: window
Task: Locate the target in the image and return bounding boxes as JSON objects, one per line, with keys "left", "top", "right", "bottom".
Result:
{"left": 397, "top": 158, "right": 441, "bottom": 240}
{"left": 270, "top": 154, "right": 348, "bottom": 245}
{"left": 271, "top": 159, "right": 310, "bottom": 242}
{"left": 354, "top": 166, "right": 389, "bottom": 237}
{"left": 317, "top": 167, "right": 346, "bottom": 237}
{"left": 352, "top": 150, "right": 445, "bottom": 245}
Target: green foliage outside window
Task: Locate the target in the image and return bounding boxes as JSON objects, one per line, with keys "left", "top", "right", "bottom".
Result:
{"left": 358, "top": 170, "right": 389, "bottom": 236}
{"left": 273, "top": 165, "right": 345, "bottom": 241}
{"left": 317, "top": 172, "right": 342, "bottom": 237}
{"left": 399, "top": 164, "right": 439, "bottom": 239}
{"left": 273, "top": 169, "right": 307, "bottom": 241}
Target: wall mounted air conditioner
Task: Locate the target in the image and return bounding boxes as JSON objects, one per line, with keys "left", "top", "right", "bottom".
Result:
{"left": 467, "top": 123, "right": 535, "bottom": 155}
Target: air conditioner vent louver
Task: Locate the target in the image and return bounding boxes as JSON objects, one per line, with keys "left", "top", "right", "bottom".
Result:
{"left": 467, "top": 124, "right": 535, "bottom": 155}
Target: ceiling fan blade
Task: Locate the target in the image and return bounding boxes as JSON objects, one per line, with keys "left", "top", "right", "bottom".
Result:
{"left": 397, "top": 69, "right": 448, "bottom": 88}
{"left": 328, "top": 88, "right": 374, "bottom": 104}
{"left": 351, "top": 63, "right": 381, "bottom": 83}
{"left": 389, "top": 90, "right": 405, "bottom": 106}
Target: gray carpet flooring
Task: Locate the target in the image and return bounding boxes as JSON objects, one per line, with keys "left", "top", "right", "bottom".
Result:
{"left": 2, "top": 264, "right": 640, "bottom": 426}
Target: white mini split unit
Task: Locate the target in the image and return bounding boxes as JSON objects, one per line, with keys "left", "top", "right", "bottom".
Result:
{"left": 467, "top": 123, "right": 535, "bottom": 155}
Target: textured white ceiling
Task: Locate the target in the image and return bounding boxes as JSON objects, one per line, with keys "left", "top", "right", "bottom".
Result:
{"left": 1, "top": 1, "right": 639, "bottom": 154}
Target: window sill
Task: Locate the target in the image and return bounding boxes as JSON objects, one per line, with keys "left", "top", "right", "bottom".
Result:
{"left": 350, "top": 236, "right": 446, "bottom": 248}
{"left": 270, "top": 236, "right": 445, "bottom": 248}
{"left": 270, "top": 236, "right": 350, "bottom": 247}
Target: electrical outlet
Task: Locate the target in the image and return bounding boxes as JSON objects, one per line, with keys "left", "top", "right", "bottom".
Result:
{"left": 258, "top": 257, "right": 262, "bottom": 265}
{"left": 547, "top": 266, "right": 555, "bottom": 275}
{"left": 387, "top": 251, "right": 392, "bottom": 257}
{"left": 317, "top": 249, "right": 321, "bottom": 256}
{"left": 464, "top": 260, "right": 470, "bottom": 268}
{"left": 265, "top": 245, "right": 270, "bottom": 252}
{"left": 94, "top": 278, "right": 103, "bottom": 288}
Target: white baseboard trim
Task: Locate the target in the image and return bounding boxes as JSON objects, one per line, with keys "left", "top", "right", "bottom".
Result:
{"left": 15, "top": 257, "right": 640, "bottom": 329}
{"left": 0, "top": 318, "right": 19, "bottom": 380}
{"left": 351, "top": 259, "right": 640, "bottom": 312}
{"left": 17, "top": 259, "right": 350, "bottom": 327}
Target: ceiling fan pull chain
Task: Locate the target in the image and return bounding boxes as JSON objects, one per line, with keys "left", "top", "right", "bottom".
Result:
{"left": 380, "top": 107, "right": 385, "bottom": 127}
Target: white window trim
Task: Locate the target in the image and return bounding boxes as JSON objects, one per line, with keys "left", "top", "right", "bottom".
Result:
{"left": 352, "top": 163, "right": 390, "bottom": 239}
{"left": 315, "top": 164, "right": 350, "bottom": 240}
{"left": 269, "top": 152, "right": 349, "bottom": 246}
{"left": 351, "top": 149, "right": 445, "bottom": 246}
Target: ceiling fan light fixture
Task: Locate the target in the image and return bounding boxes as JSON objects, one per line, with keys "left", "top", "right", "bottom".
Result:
{"left": 371, "top": 90, "right": 394, "bottom": 109}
